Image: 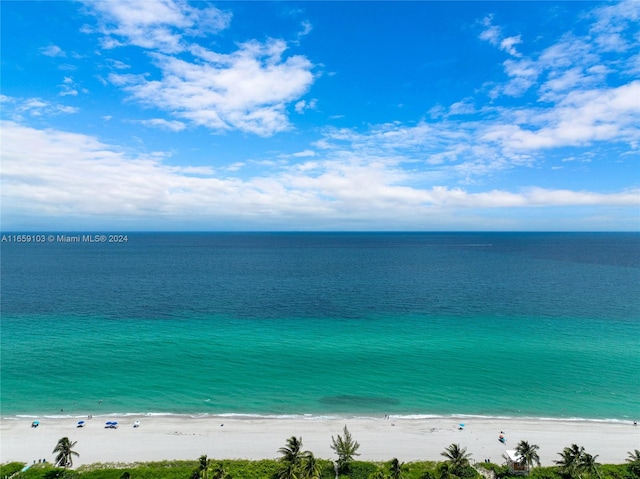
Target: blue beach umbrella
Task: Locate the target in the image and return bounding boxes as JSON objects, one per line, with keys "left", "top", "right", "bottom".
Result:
{"left": 77, "top": 421, "right": 85, "bottom": 427}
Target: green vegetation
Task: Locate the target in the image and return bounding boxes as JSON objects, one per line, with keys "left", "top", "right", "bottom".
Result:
{"left": 190, "top": 454, "right": 210, "bottom": 479}
{"left": 555, "top": 444, "right": 602, "bottom": 479}
{"left": 4, "top": 439, "right": 637, "bottom": 479}
{"left": 3, "top": 459, "right": 636, "bottom": 479}
{"left": 0, "top": 462, "right": 26, "bottom": 477}
{"left": 331, "top": 425, "right": 361, "bottom": 475}
{"left": 440, "top": 444, "right": 475, "bottom": 479}
{"left": 515, "top": 441, "right": 541, "bottom": 470}
{"left": 626, "top": 450, "right": 640, "bottom": 478}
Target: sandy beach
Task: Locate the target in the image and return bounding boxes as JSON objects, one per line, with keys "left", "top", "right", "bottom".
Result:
{"left": 1, "top": 415, "right": 638, "bottom": 468}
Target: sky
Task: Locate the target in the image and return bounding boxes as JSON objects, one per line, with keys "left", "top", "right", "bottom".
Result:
{"left": 1, "top": 0, "right": 639, "bottom": 231}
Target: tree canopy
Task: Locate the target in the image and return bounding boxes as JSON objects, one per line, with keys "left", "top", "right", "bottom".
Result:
{"left": 330, "top": 425, "right": 361, "bottom": 474}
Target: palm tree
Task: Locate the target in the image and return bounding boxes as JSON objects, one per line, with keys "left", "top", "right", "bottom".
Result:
{"left": 389, "top": 457, "right": 405, "bottom": 479}
{"left": 191, "top": 454, "right": 210, "bottom": 479}
{"left": 301, "top": 451, "right": 321, "bottom": 479}
{"left": 279, "top": 436, "right": 304, "bottom": 468}
{"left": 330, "top": 425, "right": 361, "bottom": 474}
{"left": 626, "top": 450, "right": 640, "bottom": 478}
{"left": 515, "top": 440, "right": 541, "bottom": 471}
{"left": 555, "top": 444, "right": 584, "bottom": 478}
{"left": 441, "top": 443, "right": 472, "bottom": 477}
{"left": 278, "top": 462, "right": 299, "bottom": 479}
{"left": 52, "top": 437, "right": 79, "bottom": 468}
{"left": 579, "top": 453, "right": 601, "bottom": 479}
{"left": 555, "top": 444, "right": 604, "bottom": 479}
{"left": 628, "top": 450, "right": 640, "bottom": 462}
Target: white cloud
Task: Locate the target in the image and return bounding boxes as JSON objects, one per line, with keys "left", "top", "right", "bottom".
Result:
{"left": 85, "top": 0, "right": 232, "bottom": 53}
{"left": 479, "top": 16, "right": 521, "bottom": 57}
{"left": 448, "top": 98, "right": 475, "bottom": 116}
{"left": 313, "top": 72, "right": 639, "bottom": 185}
{"left": 40, "top": 45, "right": 66, "bottom": 57}
{"left": 488, "top": 0, "right": 639, "bottom": 101}
{"left": 590, "top": 0, "right": 640, "bottom": 53}
{"left": 295, "top": 98, "right": 318, "bottom": 114}
{"left": 110, "top": 39, "right": 314, "bottom": 136}
{"left": 0, "top": 95, "right": 79, "bottom": 120}
{"left": 57, "top": 77, "right": 82, "bottom": 97}
{"left": 85, "top": 1, "right": 314, "bottom": 136}
{"left": 107, "top": 59, "right": 131, "bottom": 70}
{"left": 137, "top": 118, "right": 186, "bottom": 131}
{"left": 293, "top": 150, "right": 316, "bottom": 158}
{"left": 479, "top": 16, "right": 501, "bottom": 45}
{"left": 500, "top": 35, "right": 522, "bottom": 57}
{"left": 483, "top": 81, "right": 640, "bottom": 152}
{"left": 299, "top": 20, "right": 313, "bottom": 37}
{"left": 2, "top": 122, "right": 637, "bottom": 230}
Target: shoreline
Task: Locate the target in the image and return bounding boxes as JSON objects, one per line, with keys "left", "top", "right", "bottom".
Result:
{"left": 2, "top": 415, "right": 638, "bottom": 468}
{"left": 4, "top": 411, "right": 638, "bottom": 424}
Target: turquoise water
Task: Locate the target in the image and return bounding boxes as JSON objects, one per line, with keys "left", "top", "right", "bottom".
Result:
{"left": 1, "top": 233, "right": 639, "bottom": 420}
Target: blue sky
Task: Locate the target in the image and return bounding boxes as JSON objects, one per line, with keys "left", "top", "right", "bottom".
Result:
{"left": 1, "top": 1, "right": 639, "bottom": 231}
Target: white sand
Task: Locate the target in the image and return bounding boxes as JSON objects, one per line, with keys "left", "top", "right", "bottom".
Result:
{"left": 1, "top": 415, "right": 638, "bottom": 468}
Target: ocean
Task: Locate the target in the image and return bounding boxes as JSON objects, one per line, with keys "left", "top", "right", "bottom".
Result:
{"left": 1, "top": 232, "right": 638, "bottom": 421}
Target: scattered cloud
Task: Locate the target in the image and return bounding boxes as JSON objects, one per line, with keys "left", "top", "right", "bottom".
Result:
{"left": 500, "top": 35, "right": 522, "bottom": 57}
{"left": 3, "top": 1, "right": 639, "bottom": 230}
{"left": 293, "top": 150, "right": 316, "bottom": 158}
{"left": 106, "top": 59, "right": 131, "bottom": 70}
{"left": 84, "top": 0, "right": 232, "bottom": 53}
{"left": 298, "top": 20, "right": 313, "bottom": 38}
{"left": 295, "top": 98, "right": 318, "bottom": 114}
{"left": 479, "top": 16, "right": 521, "bottom": 57}
{"left": 83, "top": 0, "right": 315, "bottom": 137}
{"left": 589, "top": 0, "right": 640, "bottom": 53}
{"left": 40, "top": 45, "right": 66, "bottom": 57}
{"left": 3, "top": 121, "right": 636, "bottom": 231}
{"left": 137, "top": 118, "right": 186, "bottom": 131}
{"left": 58, "top": 77, "right": 80, "bottom": 97}
{"left": 482, "top": 81, "right": 640, "bottom": 152}
{"left": 109, "top": 39, "right": 315, "bottom": 136}
{"left": 1, "top": 95, "right": 79, "bottom": 120}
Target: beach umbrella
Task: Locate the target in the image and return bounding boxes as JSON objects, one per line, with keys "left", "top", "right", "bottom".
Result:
{"left": 77, "top": 421, "right": 85, "bottom": 427}
{"left": 459, "top": 423, "right": 465, "bottom": 427}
